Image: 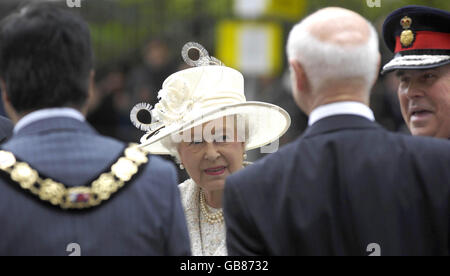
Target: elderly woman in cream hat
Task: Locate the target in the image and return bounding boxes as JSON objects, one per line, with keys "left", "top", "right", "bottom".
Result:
{"left": 133, "top": 43, "right": 290, "bottom": 256}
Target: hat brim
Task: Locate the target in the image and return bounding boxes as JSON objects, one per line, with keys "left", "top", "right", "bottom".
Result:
{"left": 138, "top": 101, "right": 291, "bottom": 155}
{"left": 382, "top": 55, "right": 450, "bottom": 74}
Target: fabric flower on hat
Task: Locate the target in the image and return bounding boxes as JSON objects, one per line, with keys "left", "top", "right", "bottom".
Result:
{"left": 154, "top": 77, "right": 201, "bottom": 124}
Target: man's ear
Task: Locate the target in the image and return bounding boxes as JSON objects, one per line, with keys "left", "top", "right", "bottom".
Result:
{"left": 0, "top": 78, "right": 19, "bottom": 123}
{"left": 376, "top": 53, "right": 381, "bottom": 72}
{"left": 88, "top": 70, "right": 95, "bottom": 99}
{"left": 289, "top": 60, "right": 309, "bottom": 92}
{"left": 366, "top": 53, "right": 381, "bottom": 90}
{"left": 81, "top": 70, "right": 96, "bottom": 116}
{"left": 0, "top": 78, "right": 9, "bottom": 106}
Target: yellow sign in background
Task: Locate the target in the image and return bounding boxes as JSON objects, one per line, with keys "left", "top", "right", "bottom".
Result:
{"left": 216, "top": 20, "right": 283, "bottom": 76}
{"left": 265, "top": 0, "right": 306, "bottom": 21}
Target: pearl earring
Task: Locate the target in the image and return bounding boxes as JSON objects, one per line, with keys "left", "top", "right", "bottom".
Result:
{"left": 179, "top": 163, "right": 185, "bottom": 170}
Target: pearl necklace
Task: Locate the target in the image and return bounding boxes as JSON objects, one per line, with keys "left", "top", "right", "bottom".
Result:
{"left": 199, "top": 190, "right": 224, "bottom": 224}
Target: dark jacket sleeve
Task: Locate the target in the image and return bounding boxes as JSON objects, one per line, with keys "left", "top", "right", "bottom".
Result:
{"left": 224, "top": 172, "right": 265, "bottom": 256}
{"left": 164, "top": 164, "right": 191, "bottom": 256}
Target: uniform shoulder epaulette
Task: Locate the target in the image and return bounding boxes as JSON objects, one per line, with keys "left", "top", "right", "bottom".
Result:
{"left": 0, "top": 143, "right": 149, "bottom": 210}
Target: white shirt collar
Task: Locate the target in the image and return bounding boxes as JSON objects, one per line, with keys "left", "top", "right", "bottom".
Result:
{"left": 308, "top": 101, "right": 375, "bottom": 126}
{"left": 14, "top": 107, "right": 85, "bottom": 134}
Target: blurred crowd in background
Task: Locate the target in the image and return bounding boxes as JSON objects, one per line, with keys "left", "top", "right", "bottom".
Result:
{"left": 0, "top": 0, "right": 448, "bottom": 169}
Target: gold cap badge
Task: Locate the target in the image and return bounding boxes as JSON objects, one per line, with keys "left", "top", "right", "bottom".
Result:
{"left": 400, "top": 16, "right": 414, "bottom": 48}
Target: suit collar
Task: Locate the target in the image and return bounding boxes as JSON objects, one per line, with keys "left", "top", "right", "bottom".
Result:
{"left": 13, "top": 116, "right": 97, "bottom": 137}
{"left": 302, "top": 114, "right": 382, "bottom": 139}
{"left": 14, "top": 107, "right": 85, "bottom": 134}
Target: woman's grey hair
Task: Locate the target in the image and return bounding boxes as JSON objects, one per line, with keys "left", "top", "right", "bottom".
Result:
{"left": 161, "top": 114, "right": 250, "bottom": 164}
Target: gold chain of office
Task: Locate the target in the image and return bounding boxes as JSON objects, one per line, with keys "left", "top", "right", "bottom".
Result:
{"left": 0, "top": 144, "right": 149, "bottom": 210}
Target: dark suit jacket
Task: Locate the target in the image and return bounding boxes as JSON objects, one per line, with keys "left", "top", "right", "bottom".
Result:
{"left": 0, "top": 115, "right": 13, "bottom": 143}
{"left": 224, "top": 115, "right": 450, "bottom": 256}
{"left": 0, "top": 117, "right": 190, "bottom": 256}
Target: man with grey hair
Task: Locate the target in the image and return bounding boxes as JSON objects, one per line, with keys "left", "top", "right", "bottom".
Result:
{"left": 224, "top": 7, "right": 450, "bottom": 255}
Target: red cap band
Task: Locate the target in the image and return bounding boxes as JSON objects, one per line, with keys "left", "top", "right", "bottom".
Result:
{"left": 395, "top": 31, "right": 450, "bottom": 53}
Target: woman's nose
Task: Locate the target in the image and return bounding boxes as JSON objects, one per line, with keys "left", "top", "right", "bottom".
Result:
{"left": 203, "top": 143, "right": 220, "bottom": 161}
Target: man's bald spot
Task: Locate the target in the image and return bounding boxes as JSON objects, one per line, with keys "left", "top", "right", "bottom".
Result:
{"left": 304, "top": 7, "right": 371, "bottom": 46}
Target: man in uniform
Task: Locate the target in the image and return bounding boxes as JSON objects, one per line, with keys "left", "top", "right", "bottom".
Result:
{"left": 0, "top": 3, "right": 190, "bottom": 255}
{"left": 382, "top": 5, "right": 450, "bottom": 139}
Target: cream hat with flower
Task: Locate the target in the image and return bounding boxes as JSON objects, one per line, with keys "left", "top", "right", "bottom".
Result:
{"left": 133, "top": 42, "right": 291, "bottom": 155}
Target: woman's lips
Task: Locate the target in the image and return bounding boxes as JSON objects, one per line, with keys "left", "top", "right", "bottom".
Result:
{"left": 204, "top": 166, "right": 226, "bottom": 176}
